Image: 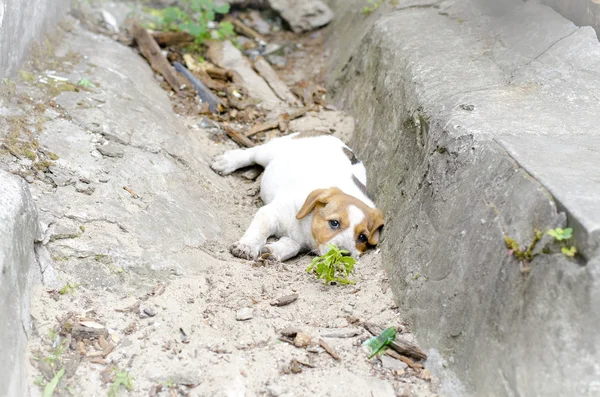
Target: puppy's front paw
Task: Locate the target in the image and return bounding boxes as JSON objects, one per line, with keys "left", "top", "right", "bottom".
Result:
{"left": 211, "top": 150, "right": 246, "bottom": 176}
{"left": 230, "top": 241, "right": 260, "bottom": 260}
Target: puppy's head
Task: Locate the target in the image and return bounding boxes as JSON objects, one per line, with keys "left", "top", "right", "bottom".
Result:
{"left": 296, "top": 187, "right": 384, "bottom": 258}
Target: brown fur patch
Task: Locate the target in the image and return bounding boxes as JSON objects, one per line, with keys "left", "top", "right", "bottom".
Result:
{"left": 291, "top": 130, "right": 331, "bottom": 140}
{"left": 296, "top": 187, "right": 385, "bottom": 253}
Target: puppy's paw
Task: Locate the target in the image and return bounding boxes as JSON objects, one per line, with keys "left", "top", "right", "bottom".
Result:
{"left": 230, "top": 241, "right": 260, "bottom": 260}
{"left": 211, "top": 150, "right": 245, "bottom": 176}
{"left": 260, "top": 245, "right": 280, "bottom": 262}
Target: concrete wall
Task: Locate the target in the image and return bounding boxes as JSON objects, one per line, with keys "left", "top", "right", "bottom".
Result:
{"left": 540, "top": 0, "right": 600, "bottom": 37}
{"left": 0, "top": 0, "right": 70, "bottom": 78}
{"left": 0, "top": 171, "right": 40, "bottom": 397}
{"left": 326, "top": 0, "right": 600, "bottom": 395}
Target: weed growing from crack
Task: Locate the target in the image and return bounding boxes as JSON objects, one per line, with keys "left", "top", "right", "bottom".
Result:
{"left": 547, "top": 227, "right": 577, "bottom": 257}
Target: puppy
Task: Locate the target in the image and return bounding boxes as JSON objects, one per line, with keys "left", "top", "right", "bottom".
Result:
{"left": 211, "top": 132, "right": 384, "bottom": 261}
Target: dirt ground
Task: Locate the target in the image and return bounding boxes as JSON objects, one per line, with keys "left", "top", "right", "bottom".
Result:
{"left": 0, "top": 2, "right": 443, "bottom": 396}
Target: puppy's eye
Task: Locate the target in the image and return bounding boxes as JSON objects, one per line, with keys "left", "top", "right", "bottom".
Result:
{"left": 328, "top": 220, "right": 340, "bottom": 229}
{"left": 358, "top": 233, "right": 367, "bottom": 243}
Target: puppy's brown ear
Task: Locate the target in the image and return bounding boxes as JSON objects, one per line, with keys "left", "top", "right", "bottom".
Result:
{"left": 368, "top": 208, "right": 385, "bottom": 245}
{"left": 296, "top": 187, "right": 341, "bottom": 219}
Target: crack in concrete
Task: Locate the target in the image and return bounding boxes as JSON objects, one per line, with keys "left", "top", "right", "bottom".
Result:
{"left": 508, "top": 28, "right": 579, "bottom": 82}
{"left": 63, "top": 214, "right": 129, "bottom": 233}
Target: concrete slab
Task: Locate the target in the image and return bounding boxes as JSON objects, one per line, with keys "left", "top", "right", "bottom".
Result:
{"left": 0, "top": 171, "right": 40, "bottom": 397}
{"left": 0, "top": 0, "right": 70, "bottom": 78}
{"left": 327, "top": 0, "right": 600, "bottom": 395}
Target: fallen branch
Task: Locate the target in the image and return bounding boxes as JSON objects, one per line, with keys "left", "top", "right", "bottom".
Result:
{"left": 253, "top": 57, "right": 299, "bottom": 105}
{"left": 131, "top": 23, "right": 182, "bottom": 92}
{"left": 225, "top": 17, "right": 265, "bottom": 42}
{"left": 246, "top": 107, "right": 308, "bottom": 137}
{"left": 151, "top": 31, "right": 194, "bottom": 47}
{"left": 173, "top": 62, "right": 223, "bottom": 114}
{"left": 385, "top": 349, "right": 424, "bottom": 370}
{"left": 363, "top": 322, "right": 427, "bottom": 361}
{"left": 223, "top": 124, "right": 255, "bottom": 148}
{"left": 319, "top": 338, "right": 341, "bottom": 361}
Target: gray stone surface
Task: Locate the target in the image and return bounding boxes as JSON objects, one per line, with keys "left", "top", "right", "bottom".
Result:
{"left": 541, "top": 0, "right": 600, "bottom": 38}
{"left": 326, "top": 0, "right": 600, "bottom": 395}
{"left": 0, "top": 171, "right": 40, "bottom": 397}
{"left": 0, "top": 0, "right": 70, "bottom": 78}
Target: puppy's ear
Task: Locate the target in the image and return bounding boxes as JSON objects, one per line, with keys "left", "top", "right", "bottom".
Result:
{"left": 296, "top": 187, "right": 341, "bottom": 219}
{"left": 368, "top": 208, "right": 385, "bottom": 245}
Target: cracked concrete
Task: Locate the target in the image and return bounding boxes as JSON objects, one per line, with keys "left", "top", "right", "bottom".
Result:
{"left": 327, "top": 0, "right": 600, "bottom": 395}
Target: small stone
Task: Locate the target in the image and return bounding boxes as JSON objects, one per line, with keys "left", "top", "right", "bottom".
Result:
{"left": 266, "top": 55, "right": 287, "bottom": 68}
{"left": 97, "top": 144, "right": 125, "bottom": 158}
{"left": 75, "top": 183, "right": 95, "bottom": 195}
{"left": 266, "top": 383, "right": 287, "bottom": 397}
{"left": 24, "top": 174, "right": 35, "bottom": 183}
{"left": 420, "top": 368, "right": 432, "bottom": 381}
{"left": 293, "top": 332, "right": 311, "bottom": 348}
{"left": 236, "top": 307, "right": 253, "bottom": 321}
{"left": 280, "top": 327, "right": 302, "bottom": 338}
{"left": 143, "top": 307, "right": 156, "bottom": 317}
{"left": 342, "top": 305, "right": 353, "bottom": 313}
{"left": 379, "top": 355, "right": 408, "bottom": 371}
{"left": 270, "top": 293, "right": 298, "bottom": 307}
{"left": 241, "top": 167, "right": 263, "bottom": 181}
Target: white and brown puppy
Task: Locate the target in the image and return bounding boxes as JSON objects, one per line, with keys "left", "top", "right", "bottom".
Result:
{"left": 211, "top": 132, "right": 384, "bottom": 261}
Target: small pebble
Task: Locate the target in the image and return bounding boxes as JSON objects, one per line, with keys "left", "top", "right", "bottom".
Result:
{"left": 143, "top": 308, "right": 156, "bottom": 317}
{"left": 293, "top": 332, "right": 311, "bottom": 348}
{"left": 236, "top": 307, "right": 253, "bottom": 321}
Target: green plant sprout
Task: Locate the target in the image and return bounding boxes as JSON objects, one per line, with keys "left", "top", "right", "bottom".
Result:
{"left": 547, "top": 227, "right": 572, "bottom": 241}
{"left": 43, "top": 368, "right": 65, "bottom": 397}
{"left": 149, "top": 0, "right": 234, "bottom": 45}
{"left": 363, "top": 0, "right": 384, "bottom": 14}
{"left": 307, "top": 244, "right": 356, "bottom": 285}
{"left": 548, "top": 228, "right": 577, "bottom": 257}
{"left": 108, "top": 368, "right": 134, "bottom": 397}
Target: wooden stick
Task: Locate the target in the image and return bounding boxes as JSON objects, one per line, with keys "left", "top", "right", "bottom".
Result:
{"left": 151, "top": 31, "right": 194, "bottom": 47}
{"left": 246, "top": 119, "right": 279, "bottom": 137}
{"left": 363, "top": 322, "right": 427, "bottom": 361}
{"left": 319, "top": 338, "right": 341, "bottom": 361}
{"left": 246, "top": 107, "right": 308, "bottom": 137}
{"left": 223, "top": 124, "right": 255, "bottom": 148}
{"left": 131, "top": 23, "right": 182, "bottom": 92}
{"left": 254, "top": 57, "right": 299, "bottom": 105}
{"left": 385, "top": 349, "right": 424, "bottom": 370}
{"left": 225, "top": 17, "right": 265, "bottom": 42}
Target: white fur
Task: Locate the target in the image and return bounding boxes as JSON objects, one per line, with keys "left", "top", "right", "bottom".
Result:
{"left": 211, "top": 133, "right": 374, "bottom": 260}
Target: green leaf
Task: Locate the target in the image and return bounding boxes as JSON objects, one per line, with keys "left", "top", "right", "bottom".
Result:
{"left": 43, "top": 368, "right": 65, "bottom": 397}
{"left": 179, "top": 22, "right": 207, "bottom": 38}
{"left": 204, "top": 10, "right": 216, "bottom": 22}
{"left": 217, "top": 21, "right": 235, "bottom": 39}
{"left": 562, "top": 228, "right": 573, "bottom": 240}
{"left": 561, "top": 246, "right": 577, "bottom": 257}
{"left": 214, "top": 4, "right": 230, "bottom": 14}
{"left": 77, "top": 77, "right": 95, "bottom": 88}
{"left": 161, "top": 7, "right": 184, "bottom": 25}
